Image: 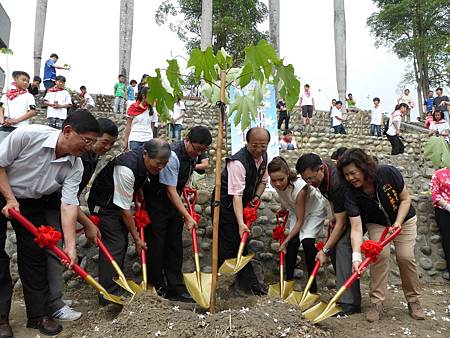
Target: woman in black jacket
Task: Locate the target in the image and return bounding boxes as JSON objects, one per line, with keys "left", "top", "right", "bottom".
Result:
{"left": 337, "top": 148, "right": 424, "bottom": 322}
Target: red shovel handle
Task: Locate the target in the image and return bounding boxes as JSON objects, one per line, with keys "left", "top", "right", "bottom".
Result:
{"left": 97, "top": 238, "right": 115, "bottom": 263}
{"left": 139, "top": 227, "right": 146, "bottom": 265}
{"left": 8, "top": 209, "right": 88, "bottom": 279}
{"left": 343, "top": 226, "right": 402, "bottom": 289}
{"left": 191, "top": 228, "right": 199, "bottom": 254}
{"left": 311, "top": 260, "right": 321, "bottom": 277}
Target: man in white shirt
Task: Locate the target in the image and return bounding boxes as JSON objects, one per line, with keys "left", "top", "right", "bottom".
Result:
{"left": 370, "top": 97, "right": 384, "bottom": 141}
{"left": 79, "top": 86, "right": 95, "bottom": 110}
{"left": 0, "top": 71, "right": 36, "bottom": 143}
{"left": 0, "top": 112, "right": 99, "bottom": 336}
{"left": 299, "top": 84, "right": 315, "bottom": 128}
{"left": 43, "top": 76, "right": 72, "bottom": 129}
{"left": 169, "top": 98, "right": 186, "bottom": 142}
{"left": 331, "top": 101, "right": 346, "bottom": 134}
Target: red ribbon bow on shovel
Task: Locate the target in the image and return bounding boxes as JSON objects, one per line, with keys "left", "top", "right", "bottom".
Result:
{"left": 360, "top": 240, "right": 383, "bottom": 262}
{"left": 315, "top": 241, "right": 325, "bottom": 251}
{"left": 273, "top": 209, "right": 288, "bottom": 241}
{"left": 88, "top": 215, "right": 100, "bottom": 227}
{"left": 133, "top": 196, "right": 151, "bottom": 229}
{"left": 243, "top": 200, "right": 260, "bottom": 225}
{"left": 34, "top": 226, "right": 62, "bottom": 248}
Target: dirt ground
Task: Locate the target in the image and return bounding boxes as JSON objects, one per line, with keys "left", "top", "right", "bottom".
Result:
{"left": 8, "top": 278, "right": 450, "bottom": 338}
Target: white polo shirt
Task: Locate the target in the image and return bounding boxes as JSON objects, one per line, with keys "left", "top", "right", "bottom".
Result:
{"left": 0, "top": 92, "right": 36, "bottom": 127}
{"left": 44, "top": 90, "right": 72, "bottom": 119}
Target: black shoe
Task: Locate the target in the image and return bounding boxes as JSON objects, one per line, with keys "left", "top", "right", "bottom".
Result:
{"left": 0, "top": 317, "right": 13, "bottom": 338}
{"left": 250, "top": 283, "right": 268, "bottom": 296}
{"left": 27, "top": 316, "right": 63, "bottom": 336}
{"left": 170, "top": 292, "right": 195, "bottom": 303}
{"left": 338, "top": 303, "right": 361, "bottom": 316}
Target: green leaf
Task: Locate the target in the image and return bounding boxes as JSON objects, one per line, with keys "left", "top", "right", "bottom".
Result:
{"left": 216, "top": 48, "right": 233, "bottom": 70}
{"left": 228, "top": 93, "right": 258, "bottom": 130}
{"left": 187, "top": 47, "right": 218, "bottom": 83}
{"left": 238, "top": 63, "right": 253, "bottom": 88}
{"left": 274, "top": 63, "right": 300, "bottom": 111}
{"left": 424, "top": 136, "right": 450, "bottom": 168}
{"left": 146, "top": 69, "right": 176, "bottom": 122}
{"left": 0, "top": 48, "right": 13, "bottom": 55}
{"left": 166, "top": 59, "right": 184, "bottom": 98}
{"left": 241, "top": 39, "right": 280, "bottom": 86}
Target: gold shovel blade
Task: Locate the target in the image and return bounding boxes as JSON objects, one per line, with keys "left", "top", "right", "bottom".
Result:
{"left": 268, "top": 280, "right": 296, "bottom": 299}
{"left": 113, "top": 277, "right": 143, "bottom": 294}
{"left": 218, "top": 253, "right": 254, "bottom": 275}
{"left": 102, "top": 292, "right": 125, "bottom": 305}
{"left": 299, "top": 292, "right": 320, "bottom": 311}
{"left": 286, "top": 290, "right": 303, "bottom": 305}
{"left": 183, "top": 271, "right": 212, "bottom": 309}
{"left": 312, "top": 303, "right": 342, "bottom": 324}
{"left": 303, "top": 301, "right": 329, "bottom": 320}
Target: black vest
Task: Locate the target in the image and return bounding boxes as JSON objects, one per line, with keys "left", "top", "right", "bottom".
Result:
{"left": 88, "top": 149, "right": 148, "bottom": 212}
{"left": 143, "top": 141, "right": 196, "bottom": 211}
{"left": 219, "top": 147, "right": 268, "bottom": 210}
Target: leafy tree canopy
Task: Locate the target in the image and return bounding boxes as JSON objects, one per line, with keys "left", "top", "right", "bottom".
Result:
{"left": 367, "top": 0, "right": 450, "bottom": 98}
{"left": 156, "top": 0, "right": 268, "bottom": 64}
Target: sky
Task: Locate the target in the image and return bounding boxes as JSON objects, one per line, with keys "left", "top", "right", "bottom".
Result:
{"left": 0, "top": 0, "right": 421, "bottom": 118}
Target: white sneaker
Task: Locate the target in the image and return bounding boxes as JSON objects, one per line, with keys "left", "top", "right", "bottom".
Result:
{"left": 63, "top": 299, "right": 73, "bottom": 307}
{"left": 52, "top": 305, "right": 82, "bottom": 321}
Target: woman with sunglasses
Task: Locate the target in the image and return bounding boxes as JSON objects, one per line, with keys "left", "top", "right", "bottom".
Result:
{"left": 268, "top": 157, "right": 326, "bottom": 291}
{"left": 337, "top": 148, "right": 424, "bottom": 322}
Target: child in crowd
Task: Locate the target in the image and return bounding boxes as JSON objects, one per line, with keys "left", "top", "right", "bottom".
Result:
{"left": 386, "top": 103, "right": 407, "bottom": 155}
{"left": 0, "top": 71, "right": 36, "bottom": 142}
{"left": 331, "top": 100, "right": 346, "bottom": 134}
{"left": 113, "top": 74, "right": 126, "bottom": 114}
{"left": 329, "top": 99, "right": 337, "bottom": 127}
{"left": 370, "top": 97, "right": 384, "bottom": 141}
{"left": 424, "top": 112, "right": 434, "bottom": 129}
{"left": 79, "top": 86, "right": 95, "bottom": 110}
{"left": 397, "top": 88, "right": 415, "bottom": 122}
{"left": 43, "top": 75, "right": 72, "bottom": 129}
{"left": 27, "top": 76, "right": 41, "bottom": 96}
{"left": 346, "top": 93, "right": 359, "bottom": 112}
{"left": 127, "top": 79, "right": 138, "bottom": 110}
{"left": 279, "top": 129, "right": 297, "bottom": 150}
{"left": 299, "top": 84, "right": 315, "bottom": 127}
{"left": 428, "top": 111, "right": 449, "bottom": 143}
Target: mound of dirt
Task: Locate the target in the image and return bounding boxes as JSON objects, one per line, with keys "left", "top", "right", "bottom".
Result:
{"left": 77, "top": 292, "right": 331, "bottom": 337}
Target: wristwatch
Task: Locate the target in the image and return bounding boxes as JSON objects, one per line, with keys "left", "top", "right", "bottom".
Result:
{"left": 322, "top": 247, "right": 331, "bottom": 256}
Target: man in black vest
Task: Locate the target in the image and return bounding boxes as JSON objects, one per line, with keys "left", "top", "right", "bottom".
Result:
{"left": 87, "top": 139, "right": 171, "bottom": 305}
{"left": 216, "top": 127, "right": 270, "bottom": 295}
{"left": 143, "top": 126, "right": 212, "bottom": 302}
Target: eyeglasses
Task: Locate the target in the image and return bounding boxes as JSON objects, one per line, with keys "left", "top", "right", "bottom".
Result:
{"left": 191, "top": 143, "right": 208, "bottom": 154}
{"left": 73, "top": 130, "right": 97, "bottom": 145}
{"left": 304, "top": 170, "right": 320, "bottom": 183}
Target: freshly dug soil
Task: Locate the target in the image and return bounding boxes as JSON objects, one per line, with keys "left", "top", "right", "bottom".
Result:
{"left": 77, "top": 292, "right": 331, "bottom": 338}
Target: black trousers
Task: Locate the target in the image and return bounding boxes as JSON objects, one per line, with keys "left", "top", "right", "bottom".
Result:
{"left": 435, "top": 207, "right": 450, "bottom": 272}
{"left": 145, "top": 207, "right": 186, "bottom": 296}
{"left": 97, "top": 208, "right": 129, "bottom": 302}
{"left": 0, "top": 198, "right": 51, "bottom": 319}
{"left": 387, "top": 134, "right": 404, "bottom": 155}
{"left": 285, "top": 237, "right": 318, "bottom": 293}
{"left": 0, "top": 215, "right": 12, "bottom": 319}
{"left": 278, "top": 112, "right": 290, "bottom": 130}
{"left": 217, "top": 206, "right": 259, "bottom": 289}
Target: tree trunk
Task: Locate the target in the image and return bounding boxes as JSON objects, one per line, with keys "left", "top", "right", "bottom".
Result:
{"left": 333, "top": 0, "right": 347, "bottom": 106}
{"left": 119, "top": 0, "right": 134, "bottom": 79}
{"left": 33, "top": 0, "right": 48, "bottom": 77}
{"left": 268, "top": 0, "right": 280, "bottom": 56}
{"left": 200, "top": 0, "right": 213, "bottom": 51}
